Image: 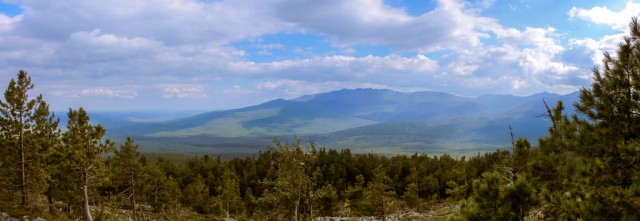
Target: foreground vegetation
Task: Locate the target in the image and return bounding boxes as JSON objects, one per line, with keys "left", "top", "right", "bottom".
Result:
{"left": 2, "top": 17, "right": 640, "bottom": 221}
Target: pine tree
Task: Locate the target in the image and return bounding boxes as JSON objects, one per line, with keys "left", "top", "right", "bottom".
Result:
{"left": 220, "top": 168, "right": 243, "bottom": 219}
{"left": 32, "top": 98, "right": 61, "bottom": 213}
{"left": 403, "top": 166, "right": 421, "bottom": 209}
{"left": 0, "top": 70, "right": 38, "bottom": 206}
{"left": 451, "top": 172, "right": 535, "bottom": 221}
{"left": 270, "top": 138, "right": 310, "bottom": 221}
{"left": 518, "top": 17, "right": 640, "bottom": 220}
{"left": 420, "top": 175, "right": 440, "bottom": 198}
{"left": 112, "top": 137, "right": 142, "bottom": 220}
{"left": 360, "top": 165, "right": 395, "bottom": 218}
{"left": 0, "top": 70, "right": 58, "bottom": 207}
{"left": 403, "top": 183, "right": 420, "bottom": 209}
{"left": 312, "top": 184, "right": 338, "bottom": 217}
{"left": 140, "top": 164, "right": 181, "bottom": 214}
{"left": 182, "top": 175, "right": 209, "bottom": 213}
{"left": 344, "top": 174, "right": 365, "bottom": 215}
{"left": 574, "top": 17, "right": 640, "bottom": 188}
{"left": 575, "top": 18, "right": 640, "bottom": 143}
{"left": 62, "top": 108, "right": 114, "bottom": 221}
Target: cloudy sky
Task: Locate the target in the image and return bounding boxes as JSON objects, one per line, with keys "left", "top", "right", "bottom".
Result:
{"left": 0, "top": 0, "right": 638, "bottom": 111}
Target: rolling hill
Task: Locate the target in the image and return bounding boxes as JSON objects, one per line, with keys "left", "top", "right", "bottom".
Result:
{"left": 93, "top": 89, "right": 580, "bottom": 155}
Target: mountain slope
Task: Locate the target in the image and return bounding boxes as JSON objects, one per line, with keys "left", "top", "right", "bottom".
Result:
{"left": 106, "top": 88, "right": 580, "bottom": 154}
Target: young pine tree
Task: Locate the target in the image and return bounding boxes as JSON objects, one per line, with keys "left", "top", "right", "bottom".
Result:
{"left": 182, "top": 175, "right": 209, "bottom": 213}
{"left": 112, "top": 137, "right": 143, "bottom": 220}
{"left": 312, "top": 184, "right": 339, "bottom": 217}
{"left": 360, "top": 165, "right": 395, "bottom": 218}
{"left": 451, "top": 172, "right": 535, "bottom": 221}
{"left": 270, "top": 138, "right": 311, "bottom": 221}
{"left": 220, "top": 168, "right": 243, "bottom": 219}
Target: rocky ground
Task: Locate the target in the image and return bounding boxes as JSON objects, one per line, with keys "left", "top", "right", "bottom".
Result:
{"left": 1, "top": 211, "right": 47, "bottom": 221}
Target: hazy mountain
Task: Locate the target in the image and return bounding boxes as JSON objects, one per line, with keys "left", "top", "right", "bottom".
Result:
{"left": 101, "top": 89, "right": 580, "bottom": 155}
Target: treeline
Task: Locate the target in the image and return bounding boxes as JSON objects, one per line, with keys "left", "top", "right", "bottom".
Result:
{"left": 0, "top": 71, "right": 509, "bottom": 220}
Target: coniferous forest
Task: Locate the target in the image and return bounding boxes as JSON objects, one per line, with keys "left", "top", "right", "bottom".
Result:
{"left": 2, "top": 18, "right": 640, "bottom": 221}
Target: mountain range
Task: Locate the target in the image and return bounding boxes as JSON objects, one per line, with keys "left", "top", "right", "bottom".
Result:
{"left": 79, "top": 89, "right": 580, "bottom": 155}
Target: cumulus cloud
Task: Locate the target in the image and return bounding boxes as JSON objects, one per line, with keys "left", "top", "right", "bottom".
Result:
{"left": 0, "top": 0, "right": 619, "bottom": 110}
{"left": 275, "top": 0, "right": 496, "bottom": 51}
{"left": 57, "top": 29, "right": 163, "bottom": 63}
{"left": 569, "top": 1, "right": 640, "bottom": 31}
{"left": 13, "top": 0, "right": 286, "bottom": 44}
{"left": 230, "top": 38, "right": 585, "bottom": 96}
{"left": 565, "top": 2, "right": 639, "bottom": 72}
{"left": 0, "top": 0, "right": 278, "bottom": 87}
{"left": 231, "top": 54, "right": 438, "bottom": 84}
{"left": 562, "top": 34, "right": 627, "bottom": 70}
{"left": 495, "top": 27, "right": 561, "bottom": 50}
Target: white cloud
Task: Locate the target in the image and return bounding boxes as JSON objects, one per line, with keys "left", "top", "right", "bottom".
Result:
{"left": 257, "top": 79, "right": 388, "bottom": 93}
{"left": 0, "top": 0, "right": 276, "bottom": 87}
{"left": 79, "top": 86, "right": 138, "bottom": 99}
{"left": 564, "top": 33, "right": 626, "bottom": 69}
{"left": 0, "top": 14, "right": 21, "bottom": 31}
{"left": 238, "top": 79, "right": 389, "bottom": 99}
{"left": 565, "top": 2, "right": 638, "bottom": 72}
{"left": 14, "top": 0, "right": 287, "bottom": 44}
{"left": 275, "top": 0, "right": 496, "bottom": 51}
{"left": 479, "top": 0, "right": 495, "bottom": 9}
{"left": 160, "top": 84, "right": 207, "bottom": 99}
{"left": 57, "top": 29, "right": 163, "bottom": 63}
{"left": 432, "top": 22, "right": 590, "bottom": 95}
{"left": 222, "top": 85, "right": 252, "bottom": 95}
{"left": 80, "top": 88, "right": 116, "bottom": 96}
{"left": 231, "top": 54, "right": 438, "bottom": 84}
{"left": 227, "top": 34, "right": 586, "bottom": 96}
{"left": 0, "top": 0, "right": 618, "bottom": 110}
{"left": 495, "top": 27, "right": 561, "bottom": 51}
{"left": 511, "top": 79, "right": 527, "bottom": 90}
{"left": 569, "top": 1, "right": 640, "bottom": 31}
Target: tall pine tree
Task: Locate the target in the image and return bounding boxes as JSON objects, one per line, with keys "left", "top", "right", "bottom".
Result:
{"left": 0, "top": 70, "right": 58, "bottom": 207}
{"left": 62, "top": 108, "right": 114, "bottom": 221}
{"left": 32, "top": 96, "right": 61, "bottom": 212}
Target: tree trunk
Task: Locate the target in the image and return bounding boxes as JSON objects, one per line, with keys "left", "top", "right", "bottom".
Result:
{"left": 309, "top": 201, "right": 313, "bottom": 221}
{"left": 20, "top": 112, "right": 27, "bottom": 206}
{"left": 131, "top": 192, "right": 137, "bottom": 221}
{"left": 20, "top": 139, "right": 26, "bottom": 205}
{"left": 47, "top": 188, "right": 54, "bottom": 214}
{"left": 83, "top": 170, "right": 93, "bottom": 221}
{"left": 294, "top": 196, "right": 300, "bottom": 221}
{"left": 130, "top": 169, "right": 136, "bottom": 221}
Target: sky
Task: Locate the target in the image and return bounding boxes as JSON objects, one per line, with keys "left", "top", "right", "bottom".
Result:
{"left": 0, "top": 0, "right": 638, "bottom": 111}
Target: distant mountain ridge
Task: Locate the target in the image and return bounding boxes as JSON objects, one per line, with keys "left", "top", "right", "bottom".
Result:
{"left": 97, "top": 88, "right": 580, "bottom": 155}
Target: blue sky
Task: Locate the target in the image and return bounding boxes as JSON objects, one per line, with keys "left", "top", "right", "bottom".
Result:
{"left": 0, "top": 0, "right": 637, "bottom": 111}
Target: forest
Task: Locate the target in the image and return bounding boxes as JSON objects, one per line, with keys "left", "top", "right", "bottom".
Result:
{"left": 2, "top": 18, "right": 640, "bottom": 221}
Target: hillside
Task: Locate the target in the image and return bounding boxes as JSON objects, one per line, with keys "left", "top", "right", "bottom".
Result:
{"left": 96, "top": 89, "right": 580, "bottom": 154}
